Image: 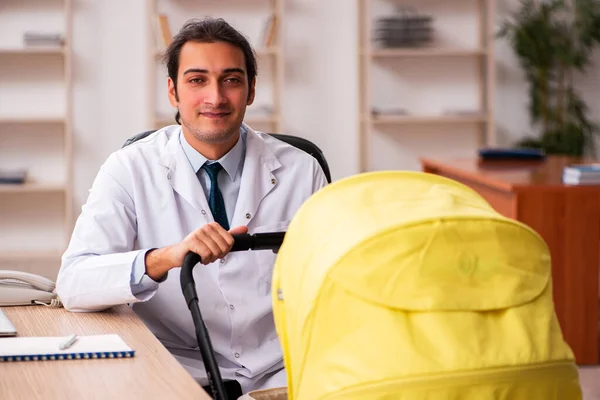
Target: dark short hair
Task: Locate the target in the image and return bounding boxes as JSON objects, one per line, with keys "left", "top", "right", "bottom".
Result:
{"left": 163, "top": 17, "right": 258, "bottom": 125}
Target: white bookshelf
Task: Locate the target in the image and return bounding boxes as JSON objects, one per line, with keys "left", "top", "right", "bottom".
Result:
{"left": 147, "top": 0, "right": 285, "bottom": 134}
{"left": 0, "top": 0, "right": 73, "bottom": 278}
{"left": 358, "top": 0, "right": 497, "bottom": 172}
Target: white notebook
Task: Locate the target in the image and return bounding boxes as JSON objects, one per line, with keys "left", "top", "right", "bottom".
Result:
{"left": 0, "top": 334, "right": 135, "bottom": 362}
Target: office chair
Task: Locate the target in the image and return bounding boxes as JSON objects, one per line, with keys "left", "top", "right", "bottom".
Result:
{"left": 122, "top": 129, "right": 332, "bottom": 184}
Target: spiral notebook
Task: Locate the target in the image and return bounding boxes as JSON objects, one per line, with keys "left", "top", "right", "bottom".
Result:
{"left": 0, "top": 334, "right": 135, "bottom": 362}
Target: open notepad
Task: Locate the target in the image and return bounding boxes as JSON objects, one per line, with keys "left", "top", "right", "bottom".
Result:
{"left": 0, "top": 334, "right": 135, "bottom": 362}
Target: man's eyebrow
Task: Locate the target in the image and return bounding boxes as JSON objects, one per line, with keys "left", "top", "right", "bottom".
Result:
{"left": 223, "top": 68, "right": 245, "bottom": 75}
{"left": 182, "top": 68, "right": 246, "bottom": 75}
{"left": 183, "top": 68, "right": 208, "bottom": 75}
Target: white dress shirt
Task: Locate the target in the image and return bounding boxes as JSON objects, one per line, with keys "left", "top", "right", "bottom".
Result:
{"left": 131, "top": 127, "right": 247, "bottom": 295}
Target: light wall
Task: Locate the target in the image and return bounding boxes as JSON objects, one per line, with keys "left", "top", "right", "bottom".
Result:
{"left": 72, "top": 0, "right": 149, "bottom": 212}
{"left": 70, "top": 0, "right": 600, "bottom": 213}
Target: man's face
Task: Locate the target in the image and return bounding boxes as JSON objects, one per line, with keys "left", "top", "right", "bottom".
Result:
{"left": 168, "top": 41, "right": 255, "bottom": 144}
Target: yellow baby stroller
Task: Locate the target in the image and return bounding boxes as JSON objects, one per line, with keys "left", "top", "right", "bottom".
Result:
{"left": 270, "top": 171, "right": 582, "bottom": 400}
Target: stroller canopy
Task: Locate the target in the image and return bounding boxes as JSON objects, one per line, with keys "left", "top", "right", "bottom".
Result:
{"left": 272, "top": 171, "right": 581, "bottom": 400}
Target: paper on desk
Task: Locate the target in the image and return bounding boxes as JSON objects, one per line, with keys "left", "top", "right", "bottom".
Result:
{"left": 0, "top": 333, "right": 135, "bottom": 361}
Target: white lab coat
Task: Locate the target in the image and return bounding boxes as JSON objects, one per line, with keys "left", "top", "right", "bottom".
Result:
{"left": 56, "top": 124, "right": 328, "bottom": 393}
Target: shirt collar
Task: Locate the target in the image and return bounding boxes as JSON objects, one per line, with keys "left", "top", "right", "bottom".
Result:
{"left": 179, "top": 125, "right": 247, "bottom": 181}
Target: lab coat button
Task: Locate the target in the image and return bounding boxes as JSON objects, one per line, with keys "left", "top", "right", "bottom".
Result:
{"left": 271, "top": 178, "right": 276, "bottom": 185}
{"left": 201, "top": 210, "right": 207, "bottom": 215}
{"left": 245, "top": 213, "right": 251, "bottom": 219}
{"left": 220, "top": 259, "right": 225, "bottom": 264}
{"left": 229, "top": 304, "right": 235, "bottom": 310}
{"left": 234, "top": 353, "right": 240, "bottom": 358}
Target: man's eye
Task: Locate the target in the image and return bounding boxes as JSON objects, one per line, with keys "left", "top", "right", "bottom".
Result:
{"left": 189, "top": 78, "right": 204, "bottom": 84}
{"left": 225, "top": 78, "right": 241, "bottom": 83}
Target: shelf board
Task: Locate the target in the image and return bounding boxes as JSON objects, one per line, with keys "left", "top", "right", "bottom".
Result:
{"left": 0, "top": 47, "right": 65, "bottom": 56}
{"left": 0, "top": 183, "right": 67, "bottom": 194}
{"left": 155, "top": 46, "right": 279, "bottom": 60}
{"left": 368, "top": 114, "right": 488, "bottom": 125}
{"left": 0, "top": 116, "right": 65, "bottom": 124}
{"left": 366, "top": 48, "right": 487, "bottom": 58}
{"left": 0, "top": 250, "right": 63, "bottom": 261}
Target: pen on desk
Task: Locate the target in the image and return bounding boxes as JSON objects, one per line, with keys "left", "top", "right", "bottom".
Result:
{"left": 59, "top": 334, "right": 78, "bottom": 350}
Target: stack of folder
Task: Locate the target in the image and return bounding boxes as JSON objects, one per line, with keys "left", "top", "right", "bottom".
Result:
{"left": 563, "top": 164, "right": 600, "bottom": 185}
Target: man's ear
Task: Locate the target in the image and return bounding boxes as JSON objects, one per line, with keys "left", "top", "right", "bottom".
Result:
{"left": 168, "top": 77, "right": 179, "bottom": 107}
{"left": 246, "top": 78, "right": 256, "bottom": 106}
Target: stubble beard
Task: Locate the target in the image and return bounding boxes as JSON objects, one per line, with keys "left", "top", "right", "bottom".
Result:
{"left": 180, "top": 113, "right": 238, "bottom": 144}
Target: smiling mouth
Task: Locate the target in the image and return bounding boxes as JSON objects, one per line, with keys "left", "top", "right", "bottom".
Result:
{"left": 200, "top": 112, "right": 231, "bottom": 119}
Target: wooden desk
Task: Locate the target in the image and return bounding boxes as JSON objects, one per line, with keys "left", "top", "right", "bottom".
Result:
{"left": 421, "top": 156, "right": 600, "bottom": 365}
{"left": 0, "top": 305, "right": 210, "bottom": 400}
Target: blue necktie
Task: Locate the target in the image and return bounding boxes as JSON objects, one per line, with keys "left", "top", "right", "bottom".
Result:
{"left": 201, "top": 162, "right": 230, "bottom": 230}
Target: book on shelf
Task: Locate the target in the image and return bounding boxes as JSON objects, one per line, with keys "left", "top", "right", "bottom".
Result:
{"left": 0, "top": 169, "right": 27, "bottom": 184}
{"left": 23, "top": 32, "right": 64, "bottom": 47}
{"left": 371, "top": 107, "right": 409, "bottom": 117}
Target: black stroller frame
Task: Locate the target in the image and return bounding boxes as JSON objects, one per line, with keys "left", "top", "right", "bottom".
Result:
{"left": 180, "top": 232, "right": 286, "bottom": 400}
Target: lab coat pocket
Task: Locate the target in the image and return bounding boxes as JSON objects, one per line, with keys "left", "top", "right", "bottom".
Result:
{"left": 252, "top": 219, "right": 290, "bottom": 296}
{"left": 250, "top": 219, "right": 291, "bottom": 234}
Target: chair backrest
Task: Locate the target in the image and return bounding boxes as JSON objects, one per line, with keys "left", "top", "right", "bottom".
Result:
{"left": 122, "top": 129, "right": 332, "bottom": 183}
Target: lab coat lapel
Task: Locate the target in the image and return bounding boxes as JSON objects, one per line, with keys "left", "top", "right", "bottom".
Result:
{"left": 231, "top": 128, "right": 281, "bottom": 228}
{"left": 158, "top": 130, "right": 212, "bottom": 216}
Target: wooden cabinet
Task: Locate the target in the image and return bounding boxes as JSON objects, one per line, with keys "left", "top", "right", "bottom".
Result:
{"left": 422, "top": 156, "right": 600, "bottom": 365}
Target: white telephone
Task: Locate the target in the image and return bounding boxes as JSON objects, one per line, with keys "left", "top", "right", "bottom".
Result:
{"left": 0, "top": 270, "right": 62, "bottom": 307}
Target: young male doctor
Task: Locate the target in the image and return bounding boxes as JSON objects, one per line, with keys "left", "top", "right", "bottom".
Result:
{"left": 56, "top": 18, "right": 328, "bottom": 397}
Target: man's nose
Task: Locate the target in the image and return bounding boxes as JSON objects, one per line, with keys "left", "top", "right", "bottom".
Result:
{"left": 204, "top": 82, "right": 227, "bottom": 106}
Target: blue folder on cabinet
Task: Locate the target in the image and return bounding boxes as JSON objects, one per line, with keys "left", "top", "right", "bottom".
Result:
{"left": 478, "top": 148, "right": 546, "bottom": 161}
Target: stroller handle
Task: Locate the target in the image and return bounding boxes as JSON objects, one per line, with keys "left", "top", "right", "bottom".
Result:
{"left": 180, "top": 232, "right": 286, "bottom": 400}
{"left": 231, "top": 232, "right": 286, "bottom": 252}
